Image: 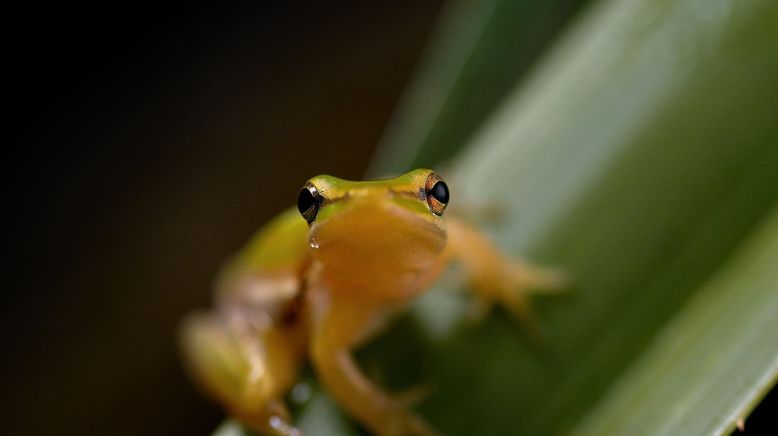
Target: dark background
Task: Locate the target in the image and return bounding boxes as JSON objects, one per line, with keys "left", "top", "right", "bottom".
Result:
{"left": 4, "top": 2, "right": 775, "bottom": 435}
{"left": 5, "top": 3, "right": 444, "bottom": 435}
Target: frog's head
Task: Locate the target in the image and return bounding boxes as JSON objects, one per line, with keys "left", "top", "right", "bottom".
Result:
{"left": 297, "top": 169, "right": 449, "bottom": 296}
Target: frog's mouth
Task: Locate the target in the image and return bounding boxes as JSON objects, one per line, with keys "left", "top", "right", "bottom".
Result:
{"left": 311, "top": 196, "right": 444, "bottom": 243}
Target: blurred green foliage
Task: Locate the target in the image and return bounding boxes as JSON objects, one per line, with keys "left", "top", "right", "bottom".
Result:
{"left": 369, "top": 0, "right": 588, "bottom": 174}
{"left": 224, "top": 0, "right": 778, "bottom": 434}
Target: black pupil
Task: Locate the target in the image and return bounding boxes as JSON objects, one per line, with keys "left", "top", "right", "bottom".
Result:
{"left": 430, "top": 181, "right": 449, "bottom": 204}
{"left": 297, "top": 188, "right": 315, "bottom": 214}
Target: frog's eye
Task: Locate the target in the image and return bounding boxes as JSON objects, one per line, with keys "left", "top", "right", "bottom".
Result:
{"left": 425, "top": 173, "right": 449, "bottom": 216}
{"left": 297, "top": 184, "right": 321, "bottom": 223}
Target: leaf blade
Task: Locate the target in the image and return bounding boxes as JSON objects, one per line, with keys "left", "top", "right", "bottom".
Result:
{"left": 572, "top": 207, "right": 778, "bottom": 435}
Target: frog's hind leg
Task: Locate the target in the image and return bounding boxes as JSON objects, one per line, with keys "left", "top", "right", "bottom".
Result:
{"left": 179, "top": 311, "right": 303, "bottom": 435}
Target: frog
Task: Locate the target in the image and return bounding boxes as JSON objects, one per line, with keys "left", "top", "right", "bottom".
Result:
{"left": 180, "top": 168, "right": 565, "bottom": 436}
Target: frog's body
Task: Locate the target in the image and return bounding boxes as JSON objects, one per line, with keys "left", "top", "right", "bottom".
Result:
{"left": 181, "top": 169, "right": 564, "bottom": 435}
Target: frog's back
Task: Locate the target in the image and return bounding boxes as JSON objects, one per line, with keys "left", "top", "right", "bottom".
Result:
{"left": 215, "top": 207, "right": 311, "bottom": 315}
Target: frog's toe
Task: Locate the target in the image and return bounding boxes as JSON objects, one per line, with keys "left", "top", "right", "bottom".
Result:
{"left": 393, "top": 382, "right": 433, "bottom": 408}
{"left": 514, "top": 265, "right": 569, "bottom": 294}
{"left": 463, "top": 296, "right": 493, "bottom": 325}
{"left": 498, "top": 291, "right": 546, "bottom": 346}
{"left": 234, "top": 399, "right": 302, "bottom": 436}
{"left": 380, "top": 408, "right": 438, "bottom": 436}
{"left": 496, "top": 261, "right": 569, "bottom": 341}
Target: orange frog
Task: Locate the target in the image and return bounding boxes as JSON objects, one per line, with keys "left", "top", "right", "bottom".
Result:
{"left": 180, "top": 169, "right": 564, "bottom": 435}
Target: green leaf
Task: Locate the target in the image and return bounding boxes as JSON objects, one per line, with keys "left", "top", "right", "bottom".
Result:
{"left": 572, "top": 205, "right": 778, "bottom": 435}
{"left": 410, "top": 0, "right": 778, "bottom": 433}
{"left": 369, "top": 0, "right": 589, "bottom": 175}
{"left": 219, "top": 0, "right": 778, "bottom": 434}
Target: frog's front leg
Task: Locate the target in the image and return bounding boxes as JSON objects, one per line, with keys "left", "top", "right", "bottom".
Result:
{"left": 309, "top": 290, "right": 435, "bottom": 436}
{"left": 445, "top": 217, "right": 567, "bottom": 336}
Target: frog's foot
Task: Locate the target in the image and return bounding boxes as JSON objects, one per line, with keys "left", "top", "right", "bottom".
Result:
{"left": 237, "top": 400, "right": 302, "bottom": 436}
{"left": 313, "top": 346, "right": 437, "bottom": 436}
{"left": 445, "top": 217, "right": 568, "bottom": 339}
{"left": 470, "top": 261, "right": 568, "bottom": 343}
